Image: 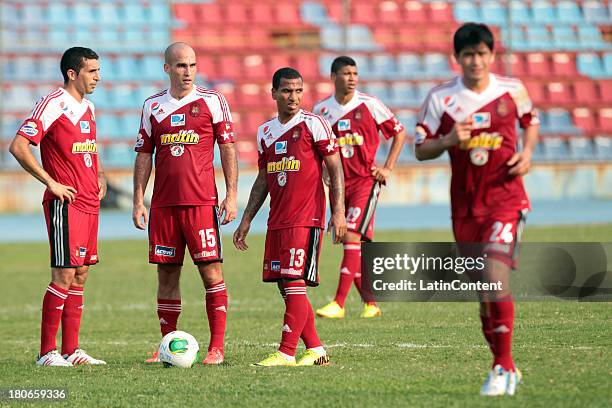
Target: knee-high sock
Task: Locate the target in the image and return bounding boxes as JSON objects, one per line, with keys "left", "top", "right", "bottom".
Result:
{"left": 480, "top": 302, "right": 494, "bottom": 354}
{"left": 279, "top": 281, "right": 308, "bottom": 356}
{"left": 205, "top": 281, "right": 228, "bottom": 351}
{"left": 489, "top": 297, "right": 515, "bottom": 371}
{"left": 157, "top": 298, "right": 181, "bottom": 337}
{"left": 40, "top": 283, "right": 68, "bottom": 356}
{"left": 61, "top": 286, "right": 83, "bottom": 355}
{"left": 300, "top": 298, "right": 322, "bottom": 349}
{"left": 334, "top": 243, "right": 361, "bottom": 307}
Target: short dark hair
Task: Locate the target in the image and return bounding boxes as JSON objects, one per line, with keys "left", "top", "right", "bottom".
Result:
{"left": 453, "top": 23, "right": 494, "bottom": 55}
{"left": 331, "top": 56, "right": 356, "bottom": 74}
{"left": 272, "top": 67, "right": 302, "bottom": 89}
{"left": 60, "top": 47, "right": 99, "bottom": 84}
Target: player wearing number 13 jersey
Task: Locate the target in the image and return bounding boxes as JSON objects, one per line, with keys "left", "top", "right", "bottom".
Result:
{"left": 415, "top": 24, "right": 540, "bottom": 396}
{"left": 132, "top": 43, "right": 238, "bottom": 365}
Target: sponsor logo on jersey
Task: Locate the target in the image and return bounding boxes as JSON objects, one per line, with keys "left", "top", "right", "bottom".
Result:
{"left": 338, "top": 119, "right": 351, "bottom": 131}
{"left": 281, "top": 267, "right": 302, "bottom": 276}
{"left": 154, "top": 245, "right": 176, "bottom": 257}
{"left": 77, "top": 247, "right": 87, "bottom": 258}
{"left": 267, "top": 156, "right": 301, "bottom": 173}
{"left": 460, "top": 132, "right": 503, "bottom": 151}
{"left": 72, "top": 139, "right": 98, "bottom": 154}
{"left": 443, "top": 95, "right": 456, "bottom": 107}
{"left": 135, "top": 134, "right": 144, "bottom": 148}
{"left": 151, "top": 102, "right": 160, "bottom": 111}
{"left": 170, "top": 145, "right": 185, "bottom": 157}
{"left": 90, "top": 254, "right": 98, "bottom": 261}
{"left": 160, "top": 129, "right": 200, "bottom": 145}
{"left": 337, "top": 133, "right": 364, "bottom": 147}
{"left": 194, "top": 249, "right": 218, "bottom": 259}
{"left": 80, "top": 121, "right": 91, "bottom": 134}
{"left": 275, "top": 141, "right": 287, "bottom": 154}
{"left": 271, "top": 261, "right": 281, "bottom": 271}
{"left": 19, "top": 121, "right": 38, "bottom": 137}
{"left": 264, "top": 125, "right": 271, "bottom": 135}
{"left": 471, "top": 112, "right": 491, "bottom": 129}
{"left": 170, "top": 114, "right": 185, "bottom": 127}
{"left": 60, "top": 101, "right": 69, "bottom": 112}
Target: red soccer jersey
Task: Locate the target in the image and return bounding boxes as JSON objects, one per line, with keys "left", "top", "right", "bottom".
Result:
{"left": 16, "top": 88, "right": 100, "bottom": 214}
{"left": 257, "top": 110, "right": 338, "bottom": 230}
{"left": 135, "top": 85, "right": 234, "bottom": 208}
{"left": 313, "top": 90, "right": 404, "bottom": 184}
{"left": 415, "top": 74, "right": 539, "bottom": 218}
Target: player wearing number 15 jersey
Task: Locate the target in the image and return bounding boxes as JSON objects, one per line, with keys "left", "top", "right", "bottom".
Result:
{"left": 234, "top": 68, "right": 346, "bottom": 367}
{"left": 415, "top": 24, "right": 539, "bottom": 396}
{"left": 132, "top": 42, "right": 238, "bottom": 365}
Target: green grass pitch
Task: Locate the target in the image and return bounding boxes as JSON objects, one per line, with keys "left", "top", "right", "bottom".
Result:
{"left": 0, "top": 224, "right": 610, "bottom": 407}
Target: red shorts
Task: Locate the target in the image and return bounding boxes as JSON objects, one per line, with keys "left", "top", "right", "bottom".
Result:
{"left": 148, "top": 205, "right": 222, "bottom": 265}
{"left": 345, "top": 179, "right": 381, "bottom": 241}
{"left": 43, "top": 200, "right": 99, "bottom": 268}
{"left": 263, "top": 227, "right": 323, "bottom": 287}
{"left": 452, "top": 211, "right": 527, "bottom": 268}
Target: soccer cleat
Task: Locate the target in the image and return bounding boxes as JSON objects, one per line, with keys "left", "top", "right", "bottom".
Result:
{"left": 252, "top": 352, "right": 296, "bottom": 367}
{"left": 296, "top": 349, "right": 330, "bottom": 366}
{"left": 202, "top": 347, "right": 224, "bottom": 365}
{"left": 36, "top": 350, "right": 73, "bottom": 367}
{"left": 316, "top": 301, "right": 345, "bottom": 319}
{"left": 480, "top": 365, "right": 522, "bottom": 396}
{"left": 360, "top": 303, "right": 382, "bottom": 318}
{"left": 63, "top": 349, "right": 107, "bottom": 365}
{"left": 144, "top": 351, "right": 161, "bottom": 363}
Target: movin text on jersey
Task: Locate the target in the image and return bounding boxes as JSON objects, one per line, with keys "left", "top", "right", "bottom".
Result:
{"left": 160, "top": 129, "right": 200, "bottom": 145}
{"left": 72, "top": 139, "right": 98, "bottom": 154}
{"left": 460, "top": 132, "right": 503, "bottom": 150}
{"left": 267, "top": 156, "right": 301, "bottom": 173}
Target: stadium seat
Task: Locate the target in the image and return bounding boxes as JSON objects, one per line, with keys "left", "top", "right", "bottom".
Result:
{"left": 239, "top": 83, "right": 264, "bottom": 107}
{"left": 541, "top": 137, "right": 569, "bottom": 161}
{"left": 135, "top": 84, "right": 163, "bottom": 105}
{"left": 141, "top": 56, "right": 165, "bottom": 81}
{"left": 428, "top": 1, "right": 454, "bottom": 23}
{"left": 0, "top": 3, "right": 17, "bottom": 25}
{"left": 479, "top": 1, "right": 507, "bottom": 25}
{"left": 577, "top": 53, "right": 605, "bottom": 78}
{"left": 115, "top": 56, "right": 137, "bottom": 81}
{"left": 326, "top": 2, "right": 343, "bottom": 23}
{"left": 582, "top": 0, "right": 609, "bottom": 23}
{"left": 173, "top": 4, "right": 199, "bottom": 25}
{"left": 551, "top": 53, "right": 578, "bottom": 77}
{"left": 568, "top": 137, "right": 594, "bottom": 160}
{"left": 389, "top": 83, "right": 419, "bottom": 108}
{"left": 603, "top": 53, "right": 612, "bottom": 77}
{"left": 370, "top": 54, "right": 397, "bottom": 80}
{"left": 422, "top": 53, "right": 451, "bottom": 79}
{"left": 556, "top": 0, "right": 584, "bottom": 24}
{"left": 149, "top": 3, "right": 171, "bottom": 25}
{"left": 320, "top": 25, "right": 344, "bottom": 50}
{"left": 225, "top": 3, "right": 249, "bottom": 24}
{"left": 523, "top": 80, "right": 546, "bottom": 105}
{"left": 348, "top": 25, "right": 380, "bottom": 51}
{"left": 502, "top": 27, "right": 528, "bottom": 51}
{"left": 572, "top": 108, "right": 597, "bottom": 133}
{"left": 375, "top": 139, "right": 391, "bottom": 164}
{"left": 526, "top": 53, "right": 550, "bottom": 77}
{"left": 275, "top": 3, "right": 301, "bottom": 24}
{"left": 352, "top": 55, "right": 373, "bottom": 79}
{"left": 12, "top": 56, "right": 37, "bottom": 81}
{"left": 508, "top": 1, "right": 531, "bottom": 24}
{"left": 552, "top": 26, "right": 577, "bottom": 51}
{"left": 362, "top": 82, "right": 390, "bottom": 104}
{"left": 577, "top": 25, "right": 606, "bottom": 50}
{"left": 598, "top": 80, "right": 612, "bottom": 103}
{"left": 526, "top": 26, "right": 551, "bottom": 50}
{"left": 546, "top": 108, "right": 581, "bottom": 134}
{"left": 0, "top": 115, "right": 22, "bottom": 140}
{"left": 453, "top": 1, "right": 480, "bottom": 22}
{"left": 397, "top": 27, "right": 424, "bottom": 51}
{"left": 598, "top": 108, "right": 612, "bottom": 132}
{"left": 301, "top": 2, "right": 330, "bottom": 25}
{"left": 295, "top": 53, "right": 322, "bottom": 80}
{"left": 593, "top": 136, "right": 612, "bottom": 160}
{"left": 416, "top": 81, "right": 438, "bottom": 103}
{"left": 396, "top": 109, "right": 418, "bottom": 130}
{"left": 73, "top": 4, "right": 95, "bottom": 25}
{"left": 199, "top": 3, "right": 223, "bottom": 24}
{"left": 573, "top": 80, "right": 600, "bottom": 104}
{"left": 531, "top": 0, "right": 556, "bottom": 24}
{"left": 377, "top": 1, "right": 403, "bottom": 24}
{"left": 251, "top": 3, "right": 274, "bottom": 24}
{"left": 111, "top": 85, "right": 139, "bottom": 110}
{"left": 119, "top": 114, "right": 141, "bottom": 138}
{"left": 95, "top": 115, "right": 120, "bottom": 139}
{"left": 243, "top": 55, "right": 267, "bottom": 80}
{"left": 103, "top": 143, "right": 136, "bottom": 168}
{"left": 4, "top": 85, "right": 34, "bottom": 110}
{"left": 547, "top": 82, "right": 572, "bottom": 104}
{"left": 22, "top": 4, "right": 46, "bottom": 25}
{"left": 48, "top": 3, "right": 71, "bottom": 24}
{"left": 98, "top": 3, "right": 120, "bottom": 24}
{"left": 397, "top": 53, "right": 422, "bottom": 79}
{"left": 351, "top": 1, "right": 376, "bottom": 25}
{"left": 89, "top": 85, "right": 111, "bottom": 109}
{"left": 269, "top": 53, "right": 293, "bottom": 73}
{"left": 122, "top": 4, "right": 147, "bottom": 25}
{"left": 404, "top": 1, "right": 429, "bottom": 24}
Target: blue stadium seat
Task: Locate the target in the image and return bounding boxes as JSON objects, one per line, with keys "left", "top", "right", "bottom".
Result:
{"left": 4, "top": 85, "right": 34, "bottom": 110}
{"left": 136, "top": 84, "right": 163, "bottom": 104}
{"left": 119, "top": 114, "right": 141, "bottom": 138}
{"left": 1, "top": 3, "right": 17, "bottom": 25}
{"left": 603, "top": 53, "right": 612, "bottom": 77}
{"left": 526, "top": 26, "right": 551, "bottom": 50}
{"left": 47, "top": 3, "right": 71, "bottom": 24}
{"left": 13, "top": 57, "right": 38, "bottom": 81}
{"left": 552, "top": 26, "right": 577, "bottom": 51}
{"left": 583, "top": 0, "right": 608, "bottom": 23}
{"left": 111, "top": 85, "right": 138, "bottom": 110}
{"left": 49, "top": 28, "right": 73, "bottom": 48}
{"left": 577, "top": 53, "right": 605, "bottom": 78}
{"left": 122, "top": 4, "right": 146, "bottom": 25}
{"left": 362, "top": 82, "right": 391, "bottom": 104}
{"left": 123, "top": 28, "right": 146, "bottom": 52}
{"left": 347, "top": 26, "right": 380, "bottom": 51}
{"left": 99, "top": 30, "right": 121, "bottom": 52}
{"left": 103, "top": 143, "right": 136, "bottom": 168}
{"left": 22, "top": 4, "right": 46, "bottom": 25}
{"left": 480, "top": 1, "right": 507, "bottom": 25}
{"left": 531, "top": 0, "right": 556, "bottom": 24}
{"left": 545, "top": 109, "right": 581, "bottom": 135}
{"left": 301, "top": 2, "right": 330, "bottom": 25}
{"left": 74, "top": 29, "right": 94, "bottom": 47}
{"left": 89, "top": 85, "right": 112, "bottom": 109}
{"left": 0, "top": 116, "right": 22, "bottom": 140}
{"left": 568, "top": 138, "right": 594, "bottom": 161}
{"left": 141, "top": 56, "right": 165, "bottom": 81}
{"left": 320, "top": 26, "right": 343, "bottom": 50}
{"left": 95, "top": 115, "right": 120, "bottom": 139}
{"left": 73, "top": 4, "right": 95, "bottom": 25}
{"left": 375, "top": 139, "right": 390, "bottom": 164}
{"left": 39, "top": 56, "right": 59, "bottom": 81}
{"left": 115, "top": 57, "right": 138, "bottom": 81}
{"left": 319, "top": 54, "right": 335, "bottom": 76}
{"left": 509, "top": 1, "right": 531, "bottom": 24}
{"left": 396, "top": 110, "right": 418, "bottom": 130}
{"left": 556, "top": 0, "right": 584, "bottom": 24}
{"left": 416, "top": 82, "right": 437, "bottom": 102}
{"left": 541, "top": 138, "right": 569, "bottom": 161}
{"left": 98, "top": 3, "right": 120, "bottom": 24}
{"left": 397, "top": 143, "right": 416, "bottom": 164}
{"left": 148, "top": 3, "right": 171, "bottom": 25}
{"left": 422, "top": 54, "right": 451, "bottom": 79}
{"left": 370, "top": 54, "right": 397, "bottom": 80}
{"left": 352, "top": 54, "right": 372, "bottom": 79}
{"left": 0, "top": 28, "right": 18, "bottom": 52}
{"left": 389, "top": 83, "right": 420, "bottom": 108}
{"left": 453, "top": 1, "right": 480, "bottom": 22}
{"left": 502, "top": 27, "right": 528, "bottom": 51}
{"left": 397, "top": 53, "right": 422, "bottom": 79}
{"left": 593, "top": 136, "right": 612, "bottom": 160}
{"left": 2, "top": 56, "right": 15, "bottom": 79}
{"left": 577, "top": 25, "right": 606, "bottom": 50}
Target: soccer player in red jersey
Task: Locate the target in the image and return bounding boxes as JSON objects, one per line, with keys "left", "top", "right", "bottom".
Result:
{"left": 233, "top": 68, "right": 346, "bottom": 366}
{"left": 9, "top": 47, "right": 107, "bottom": 366}
{"left": 415, "top": 23, "right": 539, "bottom": 396}
{"left": 314, "top": 56, "right": 406, "bottom": 319}
{"left": 132, "top": 43, "right": 238, "bottom": 365}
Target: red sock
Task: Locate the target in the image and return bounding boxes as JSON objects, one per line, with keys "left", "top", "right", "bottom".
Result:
{"left": 490, "top": 297, "right": 515, "bottom": 371}
{"left": 279, "top": 281, "right": 309, "bottom": 356}
{"left": 334, "top": 243, "right": 361, "bottom": 307}
{"left": 480, "top": 302, "right": 494, "bottom": 354}
{"left": 157, "top": 298, "right": 181, "bottom": 337}
{"left": 205, "top": 281, "right": 228, "bottom": 352}
{"left": 61, "top": 286, "right": 83, "bottom": 355}
{"left": 354, "top": 271, "right": 377, "bottom": 306}
{"left": 40, "top": 283, "right": 68, "bottom": 356}
{"left": 300, "top": 299, "right": 322, "bottom": 349}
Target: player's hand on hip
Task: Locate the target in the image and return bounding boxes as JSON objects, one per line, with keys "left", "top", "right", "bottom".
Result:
{"left": 48, "top": 180, "right": 77, "bottom": 204}
{"left": 219, "top": 196, "right": 237, "bottom": 225}
{"left": 98, "top": 175, "right": 107, "bottom": 200}
{"left": 328, "top": 211, "right": 347, "bottom": 244}
{"left": 233, "top": 221, "right": 250, "bottom": 251}
{"left": 132, "top": 204, "right": 148, "bottom": 230}
{"left": 371, "top": 165, "right": 391, "bottom": 183}
{"left": 507, "top": 150, "right": 532, "bottom": 176}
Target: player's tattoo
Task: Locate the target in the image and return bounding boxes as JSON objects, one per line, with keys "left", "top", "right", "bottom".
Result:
{"left": 219, "top": 143, "right": 238, "bottom": 196}
{"left": 324, "top": 153, "right": 345, "bottom": 215}
{"left": 242, "top": 169, "right": 268, "bottom": 222}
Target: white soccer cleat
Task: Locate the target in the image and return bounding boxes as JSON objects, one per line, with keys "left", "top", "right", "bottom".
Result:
{"left": 480, "top": 365, "right": 522, "bottom": 396}
{"left": 36, "top": 350, "right": 73, "bottom": 367}
{"left": 63, "top": 349, "right": 107, "bottom": 365}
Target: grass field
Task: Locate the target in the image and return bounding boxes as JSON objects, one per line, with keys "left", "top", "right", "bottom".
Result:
{"left": 0, "top": 224, "right": 611, "bottom": 407}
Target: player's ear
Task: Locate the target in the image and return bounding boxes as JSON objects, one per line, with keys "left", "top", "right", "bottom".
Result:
{"left": 330, "top": 72, "right": 336, "bottom": 82}
{"left": 163, "top": 63, "right": 170, "bottom": 74}
{"left": 66, "top": 68, "right": 78, "bottom": 82}
{"left": 271, "top": 88, "right": 277, "bottom": 101}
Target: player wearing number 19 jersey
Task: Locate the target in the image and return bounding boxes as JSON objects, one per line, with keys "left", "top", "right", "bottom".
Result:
{"left": 314, "top": 56, "right": 406, "bottom": 319}
{"left": 234, "top": 68, "right": 346, "bottom": 366}
{"left": 132, "top": 43, "right": 238, "bottom": 365}
{"left": 415, "top": 24, "right": 539, "bottom": 396}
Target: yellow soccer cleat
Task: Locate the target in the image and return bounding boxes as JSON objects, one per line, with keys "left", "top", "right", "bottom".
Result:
{"left": 252, "top": 352, "right": 296, "bottom": 367}
{"left": 296, "top": 350, "right": 330, "bottom": 366}
{"left": 316, "top": 301, "right": 345, "bottom": 319}
{"left": 360, "top": 303, "right": 382, "bottom": 318}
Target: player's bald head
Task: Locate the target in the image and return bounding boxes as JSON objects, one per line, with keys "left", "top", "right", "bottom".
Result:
{"left": 164, "top": 42, "right": 195, "bottom": 64}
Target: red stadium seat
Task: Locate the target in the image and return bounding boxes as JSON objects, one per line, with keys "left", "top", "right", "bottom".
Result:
{"left": 224, "top": 3, "right": 249, "bottom": 24}
{"left": 373, "top": 26, "right": 398, "bottom": 48}
{"left": 268, "top": 53, "right": 293, "bottom": 72}
{"left": 198, "top": 56, "right": 218, "bottom": 80}
{"left": 326, "top": 2, "right": 343, "bottom": 23}
{"left": 572, "top": 108, "right": 597, "bottom": 133}
{"left": 247, "top": 27, "right": 273, "bottom": 48}
{"left": 598, "top": 80, "right": 612, "bottom": 104}
{"left": 572, "top": 80, "right": 599, "bottom": 104}
{"left": 275, "top": 3, "right": 301, "bottom": 24}
{"left": 551, "top": 53, "right": 577, "bottom": 77}
{"left": 239, "top": 83, "right": 265, "bottom": 107}
{"left": 172, "top": 28, "right": 195, "bottom": 44}
{"left": 250, "top": 3, "right": 274, "bottom": 24}
{"left": 294, "top": 54, "right": 321, "bottom": 80}
{"left": 198, "top": 3, "right": 222, "bottom": 24}
{"left": 217, "top": 55, "right": 243, "bottom": 80}
{"left": 222, "top": 28, "right": 247, "bottom": 49}
{"left": 243, "top": 54, "right": 268, "bottom": 80}
{"left": 397, "top": 27, "right": 422, "bottom": 50}
{"left": 421, "top": 27, "right": 451, "bottom": 52}
{"left": 547, "top": 82, "right": 572, "bottom": 104}
{"left": 598, "top": 108, "right": 612, "bottom": 132}
{"left": 378, "top": 1, "right": 403, "bottom": 24}
{"left": 427, "top": 1, "right": 454, "bottom": 23}
{"left": 501, "top": 54, "right": 527, "bottom": 77}
{"left": 192, "top": 27, "right": 221, "bottom": 50}
{"left": 526, "top": 53, "right": 550, "bottom": 77}
{"left": 523, "top": 80, "right": 546, "bottom": 105}
{"left": 172, "top": 4, "right": 199, "bottom": 25}
{"left": 351, "top": 1, "right": 377, "bottom": 24}
{"left": 403, "top": 1, "right": 428, "bottom": 23}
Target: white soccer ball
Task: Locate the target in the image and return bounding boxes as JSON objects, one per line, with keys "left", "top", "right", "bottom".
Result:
{"left": 158, "top": 331, "right": 199, "bottom": 368}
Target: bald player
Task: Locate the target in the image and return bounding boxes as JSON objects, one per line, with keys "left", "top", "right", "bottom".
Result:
{"left": 132, "top": 42, "right": 238, "bottom": 365}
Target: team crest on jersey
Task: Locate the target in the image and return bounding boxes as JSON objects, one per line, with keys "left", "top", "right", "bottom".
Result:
{"left": 275, "top": 141, "right": 287, "bottom": 154}
{"left": 170, "top": 145, "right": 185, "bottom": 157}
{"left": 19, "top": 121, "right": 38, "bottom": 137}
{"left": 497, "top": 99, "right": 509, "bottom": 116}
{"left": 354, "top": 109, "right": 362, "bottom": 121}
{"left": 341, "top": 144, "right": 355, "bottom": 158}
{"left": 292, "top": 127, "right": 301, "bottom": 141}
{"left": 338, "top": 119, "right": 351, "bottom": 131}
{"left": 471, "top": 112, "right": 491, "bottom": 129}
{"left": 470, "top": 148, "right": 489, "bottom": 166}
{"left": 277, "top": 171, "right": 287, "bottom": 187}
{"left": 190, "top": 103, "right": 201, "bottom": 117}
{"left": 171, "top": 114, "right": 185, "bottom": 127}
{"left": 80, "top": 121, "right": 91, "bottom": 133}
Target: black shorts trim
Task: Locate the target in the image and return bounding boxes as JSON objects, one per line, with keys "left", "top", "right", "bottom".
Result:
{"left": 49, "top": 200, "right": 70, "bottom": 267}
{"left": 357, "top": 181, "right": 381, "bottom": 238}
{"left": 303, "top": 227, "right": 322, "bottom": 286}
